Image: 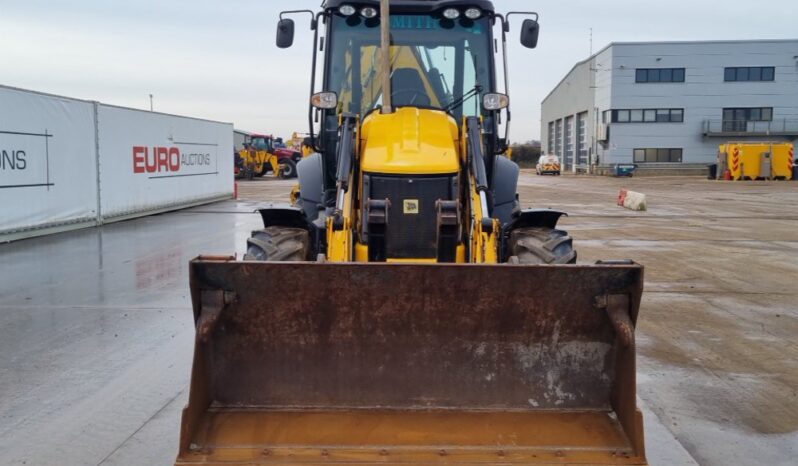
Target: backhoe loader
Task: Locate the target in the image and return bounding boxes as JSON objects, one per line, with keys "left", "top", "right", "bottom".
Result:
{"left": 236, "top": 134, "right": 301, "bottom": 179}
{"left": 177, "top": 1, "right": 646, "bottom": 464}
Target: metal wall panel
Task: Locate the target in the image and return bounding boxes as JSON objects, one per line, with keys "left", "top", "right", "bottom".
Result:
{"left": 97, "top": 105, "right": 234, "bottom": 219}
{"left": 0, "top": 86, "right": 98, "bottom": 239}
{"left": 0, "top": 85, "right": 234, "bottom": 242}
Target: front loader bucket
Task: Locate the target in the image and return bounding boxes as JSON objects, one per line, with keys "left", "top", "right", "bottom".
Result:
{"left": 177, "top": 258, "right": 646, "bottom": 465}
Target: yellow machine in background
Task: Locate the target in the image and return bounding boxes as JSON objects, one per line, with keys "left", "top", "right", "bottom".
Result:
{"left": 287, "top": 131, "right": 316, "bottom": 157}
{"left": 719, "top": 142, "right": 794, "bottom": 180}
{"left": 236, "top": 134, "right": 300, "bottom": 179}
{"left": 235, "top": 134, "right": 280, "bottom": 179}
{"left": 177, "top": 2, "right": 647, "bottom": 465}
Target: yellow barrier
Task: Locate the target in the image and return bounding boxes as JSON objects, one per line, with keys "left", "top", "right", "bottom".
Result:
{"left": 719, "top": 142, "right": 794, "bottom": 180}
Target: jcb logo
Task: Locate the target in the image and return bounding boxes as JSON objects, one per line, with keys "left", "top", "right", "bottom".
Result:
{"left": 403, "top": 199, "right": 419, "bottom": 214}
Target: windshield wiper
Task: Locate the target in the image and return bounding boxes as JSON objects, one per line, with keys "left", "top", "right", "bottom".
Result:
{"left": 444, "top": 85, "right": 483, "bottom": 112}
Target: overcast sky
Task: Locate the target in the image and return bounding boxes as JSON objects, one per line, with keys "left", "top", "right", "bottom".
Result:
{"left": 1, "top": 0, "right": 795, "bottom": 141}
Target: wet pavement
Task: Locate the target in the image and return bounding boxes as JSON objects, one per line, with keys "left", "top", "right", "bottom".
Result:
{"left": 518, "top": 173, "right": 798, "bottom": 466}
{"left": 0, "top": 199, "right": 263, "bottom": 466}
{"left": 0, "top": 173, "right": 795, "bottom": 465}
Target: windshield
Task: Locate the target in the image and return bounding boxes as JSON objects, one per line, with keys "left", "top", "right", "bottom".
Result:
{"left": 250, "top": 137, "right": 272, "bottom": 151}
{"left": 326, "top": 14, "right": 494, "bottom": 120}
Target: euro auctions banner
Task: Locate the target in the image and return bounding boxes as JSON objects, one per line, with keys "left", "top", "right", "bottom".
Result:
{"left": 0, "top": 85, "right": 233, "bottom": 241}
{"left": 97, "top": 105, "right": 233, "bottom": 219}
{"left": 0, "top": 87, "right": 98, "bottom": 236}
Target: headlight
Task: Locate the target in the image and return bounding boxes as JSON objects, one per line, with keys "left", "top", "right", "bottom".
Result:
{"left": 360, "top": 6, "right": 378, "bottom": 18}
{"left": 464, "top": 8, "right": 482, "bottom": 19}
{"left": 338, "top": 4, "right": 356, "bottom": 16}
{"left": 442, "top": 8, "right": 460, "bottom": 20}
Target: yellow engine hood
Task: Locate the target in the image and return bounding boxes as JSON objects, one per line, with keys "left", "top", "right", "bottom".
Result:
{"left": 360, "top": 107, "right": 460, "bottom": 175}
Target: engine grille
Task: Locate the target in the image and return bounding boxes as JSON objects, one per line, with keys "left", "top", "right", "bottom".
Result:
{"left": 369, "top": 175, "right": 454, "bottom": 259}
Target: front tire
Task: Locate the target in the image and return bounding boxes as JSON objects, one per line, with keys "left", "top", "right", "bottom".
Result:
{"left": 279, "top": 159, "right": 298, "bottom": 179}
{"left": 508, "top": 227, "right": 577, "bottom": 264}
{"left": 244, "top": 226, "right": 309, "bottom": 261}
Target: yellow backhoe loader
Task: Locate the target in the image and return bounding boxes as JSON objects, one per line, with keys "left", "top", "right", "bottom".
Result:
{"left": 236, "top": 134, "right": 301, "bottom": 180}
{"left": 177, "top": 1, "right": 646, "bottom": 465}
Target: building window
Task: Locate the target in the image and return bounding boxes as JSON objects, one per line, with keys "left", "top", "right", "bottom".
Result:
{"left": 635, "top": 68, "right": 685, "bottom": 83}
{"left": 610, "top": 108, "right": 684, "bottom": 123}
{"left": 564, "top": 116, "right": 574, "bottom": 164}
{"left": 724, "top": 66, "right": 775, "bottom": 82}
{"left": 577, "top": 112, "right": 588, "bottom": 164}
{"left": 633, "top": 148, "right": 683, "bottom": 163}
{"left": 554, "top": 119, "right": 563, "bottom": 158}
{"left": 722, "top": 107, "right": 773, "bottom": 132}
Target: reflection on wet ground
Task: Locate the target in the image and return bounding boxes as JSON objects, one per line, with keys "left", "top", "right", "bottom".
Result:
{"left": 0, "top": 201, "right": 261, "bottom": 465}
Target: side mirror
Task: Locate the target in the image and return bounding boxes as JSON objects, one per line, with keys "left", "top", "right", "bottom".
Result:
{"left": 276, "top": 19, "right": 295, "bottom": 48}
{"left": 311, "top": 92, "right": 338, "bottom": 110}
{"left": 483, "top": 93, "right": 509, "bottom": 111}
{"left": 520, "top": 19, "right": 539, "bottom": 49}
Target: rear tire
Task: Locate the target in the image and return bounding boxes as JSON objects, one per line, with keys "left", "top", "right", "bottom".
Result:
{"left": 279, "top": 159, "right": 297, "bottom": 179}
{"left": 508, "top": 227, "right": 577, "bottom": 264}
{"left": 244, "top": 226, "right": 309, "bottom": 261}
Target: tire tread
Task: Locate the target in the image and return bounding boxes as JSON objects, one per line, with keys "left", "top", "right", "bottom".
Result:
{"left": 243, "top": 226, "right": 309, "bottom": 261}
{"left": 509, "top": 227, "right": 577, "bottom": 264}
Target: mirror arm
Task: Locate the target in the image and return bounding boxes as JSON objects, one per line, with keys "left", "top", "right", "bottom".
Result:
{"left": 279, "top": 9, "right": 317, "bottom": 29}
{"left": 505, "top": 11, "right": 539, "bottom": 23}
{"left": 495, "top": 13, "right": 512, "bottom": 148}
{"left": 499, "top": 12, "right": 539, "bottom": 148}
{"left": 278, "top": 9, "right": 322, "bottom": 150}
{"left": 307, "top": 11, "right": 325, "bottom": 152}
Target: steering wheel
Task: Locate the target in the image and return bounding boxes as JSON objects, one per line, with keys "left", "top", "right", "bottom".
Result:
{"left": 391, "top": 89, "right": 430, "bottom": 106}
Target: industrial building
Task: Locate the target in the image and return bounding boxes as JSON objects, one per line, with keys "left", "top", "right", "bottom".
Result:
{"left": 541, "top": 39, "right": 798, "bottom": 174}
{"left": 234, "top": 129, "right": 253, "bottom": 151}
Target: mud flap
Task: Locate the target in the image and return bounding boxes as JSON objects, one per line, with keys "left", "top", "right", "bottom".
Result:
{"left": 177, "top": 258, "right": 646, "bottom": 465}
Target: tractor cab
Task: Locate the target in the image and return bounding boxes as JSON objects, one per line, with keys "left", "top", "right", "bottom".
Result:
{"left": 248, "top": 134, "right": 275, "bottom": 152}
{"left": 276, "top": 0, "right": 540, "bottom": 204}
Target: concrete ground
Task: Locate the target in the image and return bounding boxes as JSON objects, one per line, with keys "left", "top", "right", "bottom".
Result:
{"left": 0, "top": 172, "right": 795, "bottom": 465}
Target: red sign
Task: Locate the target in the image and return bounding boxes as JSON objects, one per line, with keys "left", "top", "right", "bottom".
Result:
{"left": 133, "top": 146, "right": 181, "bottom": 173}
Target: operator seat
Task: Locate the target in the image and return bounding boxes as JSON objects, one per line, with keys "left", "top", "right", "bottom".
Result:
{"left": 391, "top": 68, "right": 432, "bottom": 107}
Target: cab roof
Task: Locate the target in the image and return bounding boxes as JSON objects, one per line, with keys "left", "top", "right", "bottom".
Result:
{"left": 322, "top": 0, "right": 495, "bottom": 14}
